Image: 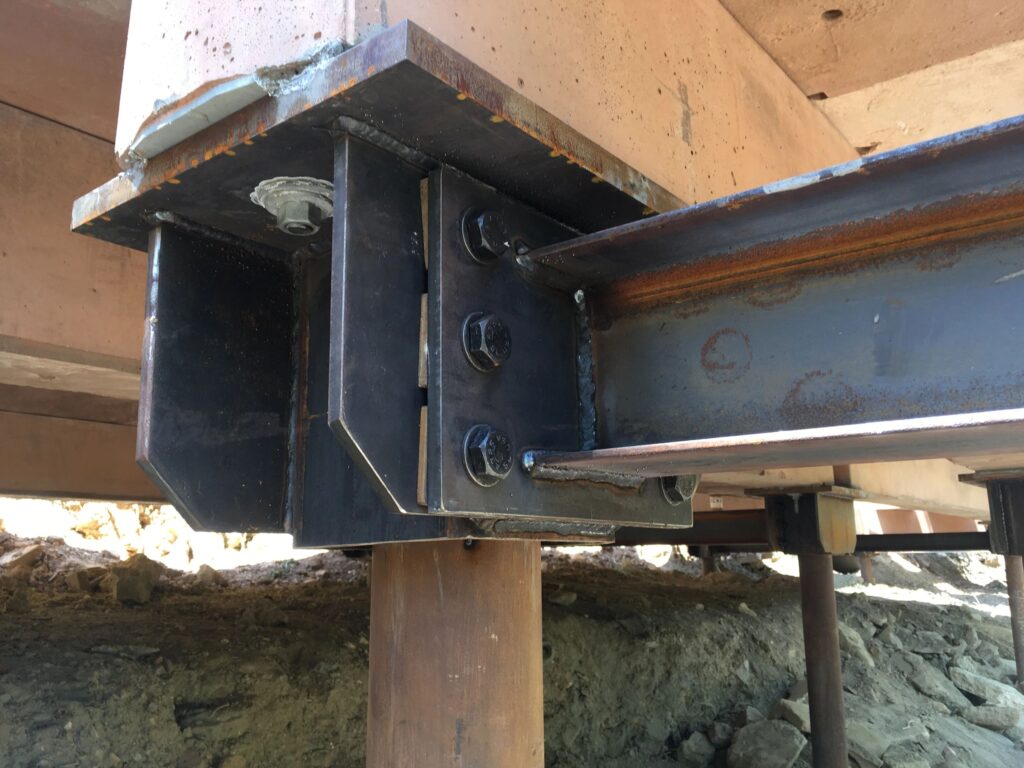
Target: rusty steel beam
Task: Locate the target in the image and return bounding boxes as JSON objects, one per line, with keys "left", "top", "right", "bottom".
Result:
{"left": 522, "top": 116, "right": 1024, "bottom": 479}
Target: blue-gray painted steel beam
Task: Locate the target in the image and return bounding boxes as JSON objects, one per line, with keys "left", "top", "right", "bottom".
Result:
{"left": 526, "top": 116, "right": 1024, "bottom": 477}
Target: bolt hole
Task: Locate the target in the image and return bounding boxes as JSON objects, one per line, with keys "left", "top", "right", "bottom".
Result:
{"left": 807, "top": 91, "right": 829, "bottom": 101}
{"left": 821, "top": 9, "right": 843, "bottom": 20}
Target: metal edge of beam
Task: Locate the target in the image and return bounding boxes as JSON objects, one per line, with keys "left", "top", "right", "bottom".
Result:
{"left": 527, "top": 408, "right": 1024, "bottom": 478}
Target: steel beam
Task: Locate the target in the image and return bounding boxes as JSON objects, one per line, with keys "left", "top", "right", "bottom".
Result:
{"left": 524, "top": 116, "right": 1024, "bottom": 478}
{"left": 854, "top": 532, "right": 991, "bottom": 552}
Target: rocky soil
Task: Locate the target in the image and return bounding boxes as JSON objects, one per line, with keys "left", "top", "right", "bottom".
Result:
{"left": 0, "top": 519, "right": 1022, "bottom": 768}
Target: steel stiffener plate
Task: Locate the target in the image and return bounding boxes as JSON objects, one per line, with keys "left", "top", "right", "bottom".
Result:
{"left": 138, "top": 225, "right": 295, "bottom": 532}
{"left": 328, "top": 134, "right": 427, "bottom": 516}
{"left": 426, "top": 168, "right": 691, "bottom": 528}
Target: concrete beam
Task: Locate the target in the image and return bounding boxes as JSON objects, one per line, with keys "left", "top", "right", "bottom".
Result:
{"left": 114, "top": 0, "right": 857, "bottom": 204}
{"left": 820, "top": 39, "right": 1024, "bottom": 155}
{"left": 721, "top": 0, "right": 1024, "bottom": 99}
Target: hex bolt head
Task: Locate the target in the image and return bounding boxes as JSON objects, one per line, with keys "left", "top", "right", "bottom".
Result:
{"left": 461, "top": 209, "right": 510, "bottom": 263}
{"left": 463, "top": 424, "right": 514, "bottom": 487}
{"left": 661, "top": 474, "right": 700, "bottom": 506}
{"left": 462, "top": 312, "right": 512, "bottom": 371}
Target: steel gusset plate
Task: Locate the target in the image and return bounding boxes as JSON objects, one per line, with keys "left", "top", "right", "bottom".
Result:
{"left": 425, "top": 168, "right": 691, "bottom": 528}
{"left": 328, "top": 133, "right": 429, "bottom": 517}
{"left": 138, "top": 220, "right": 466, "bottom": 545}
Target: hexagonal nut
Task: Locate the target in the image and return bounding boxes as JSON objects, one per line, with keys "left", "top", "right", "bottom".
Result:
{"left": 462, "top": 312, "right": 512, "bottom": 371}
{"left": 278, "top": 199, "right": 323, "bottom": 236}
{"left": 661, "top": 474, "right": 700, "bottom": 505}
{"left": 464, "top": 425, "right": 514, "bottom": 487}
{"left": 461, "top": 209, "right": 510, "bottom": 262}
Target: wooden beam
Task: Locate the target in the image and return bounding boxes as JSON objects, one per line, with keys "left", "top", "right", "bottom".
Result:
{"left": 0, "top": 411, "right": 160, "bottom": 501}
{"left": 0, "top": 384, "right": 136, "bottom": 426}
{"left": 0, "top": 336, "right": 139, "bottom": 401}
{"left": 0, "top": 0, "right": 129, "bottom": 141}
{"left": 841, "top": 460, "right": 990, "bottom": 520}
{"left": 721, "top": 0, "right": 1024, "bottom": 99}
{"left": 0, "top": 103, "right": 147, "bottom": 400}
{"left": 367, "top": 540, "right": 543, "bottom": 767}
{"left": 820, "top": 39, "right": 1024, "bottom": 155}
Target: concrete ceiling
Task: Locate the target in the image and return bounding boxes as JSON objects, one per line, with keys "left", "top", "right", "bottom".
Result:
{"left": 720, "top": 0, "right": 1024, "bottom": 99}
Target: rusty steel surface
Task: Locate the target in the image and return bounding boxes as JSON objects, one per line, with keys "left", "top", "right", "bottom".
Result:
{"left": 71, "top": 20, "right": 679, "bottom": 252}
{"left": 528, "top": 115, "right": 1024, "bottom": 313}
{"left": 1005, "top": 554, "right": 1024, "bottom": 691}
{"left": 517, "top": 118, "right": 1024, "bottom": 480}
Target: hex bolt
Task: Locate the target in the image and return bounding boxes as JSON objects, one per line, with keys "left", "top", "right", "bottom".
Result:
{"left": 661, "top": 474, "right": 700, "bottom": 506}
{"left": 462, "top": 312, "right": 512, "bottom": 371}
{"left": 463, "top": 424, "right": 514, "bottom": 487}
{"left": 277, "top": 199, "right": 323, "bottom": 236}
{"left": 461, "top": 209, "right": 510, "bottom": 263}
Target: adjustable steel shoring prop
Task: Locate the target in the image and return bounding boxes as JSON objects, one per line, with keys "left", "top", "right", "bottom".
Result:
{"left": 1007, "top": 554, "right": 1024, "bottom": 691}
{"left": 768, "top": 493, "right": 855, "bottom": 768}
{"left": 986, "top": 480, "right": 1024, "bottom": 691}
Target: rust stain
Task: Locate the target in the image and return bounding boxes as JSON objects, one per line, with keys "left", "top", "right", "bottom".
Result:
{"left": 744, "top": 279, "right": 802, "bottom": 308}
{"left": 915, "top": 243, "right": 962, "bottom": 272}
{"left": 592, "top": 190, "right": 1024, "bottom": 319}
{"left": 700, "top": 328, "right": 751, "bottom": 383}
{"left": 780, "top": 370, "right": 864, "bottom": 428}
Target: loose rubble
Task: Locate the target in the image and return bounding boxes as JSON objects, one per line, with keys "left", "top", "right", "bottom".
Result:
{"left": 0, "top": 516, "right": 1022, "bottom": 767}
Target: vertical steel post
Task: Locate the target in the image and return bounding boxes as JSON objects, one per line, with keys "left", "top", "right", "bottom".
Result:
{"left": 858, "top": 552, "right": 875, "bottom": 584}
{"left": 799, "top": 553, "right": 850, "bottom": 768}
{"left": 1006, "top": 554, "right": 1024, "bottom": 691}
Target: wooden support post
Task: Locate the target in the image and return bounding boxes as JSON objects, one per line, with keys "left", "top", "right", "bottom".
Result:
{"left": 367, "top": 539, "right": 544, "bottom": 767}
{"left": 1006, "top": 554, "right": 1024, "bottom": 691}
{"left": 798, "top": 553, "right": 850, "bottom": 768}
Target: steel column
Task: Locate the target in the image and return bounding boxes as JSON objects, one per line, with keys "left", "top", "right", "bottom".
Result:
{"left": 799, "top": 553, "right": 850, "bottom": 768}
{"left": 1006, "top": 554, "right": 1024, "bottom": 692}
{"left": 367, "top": 540, "right": 544, "bottom": 767}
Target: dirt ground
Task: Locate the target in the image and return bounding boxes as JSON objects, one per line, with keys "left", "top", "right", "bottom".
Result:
{"left": 0, "top": 504, "right": 1022, "bottom": 768}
